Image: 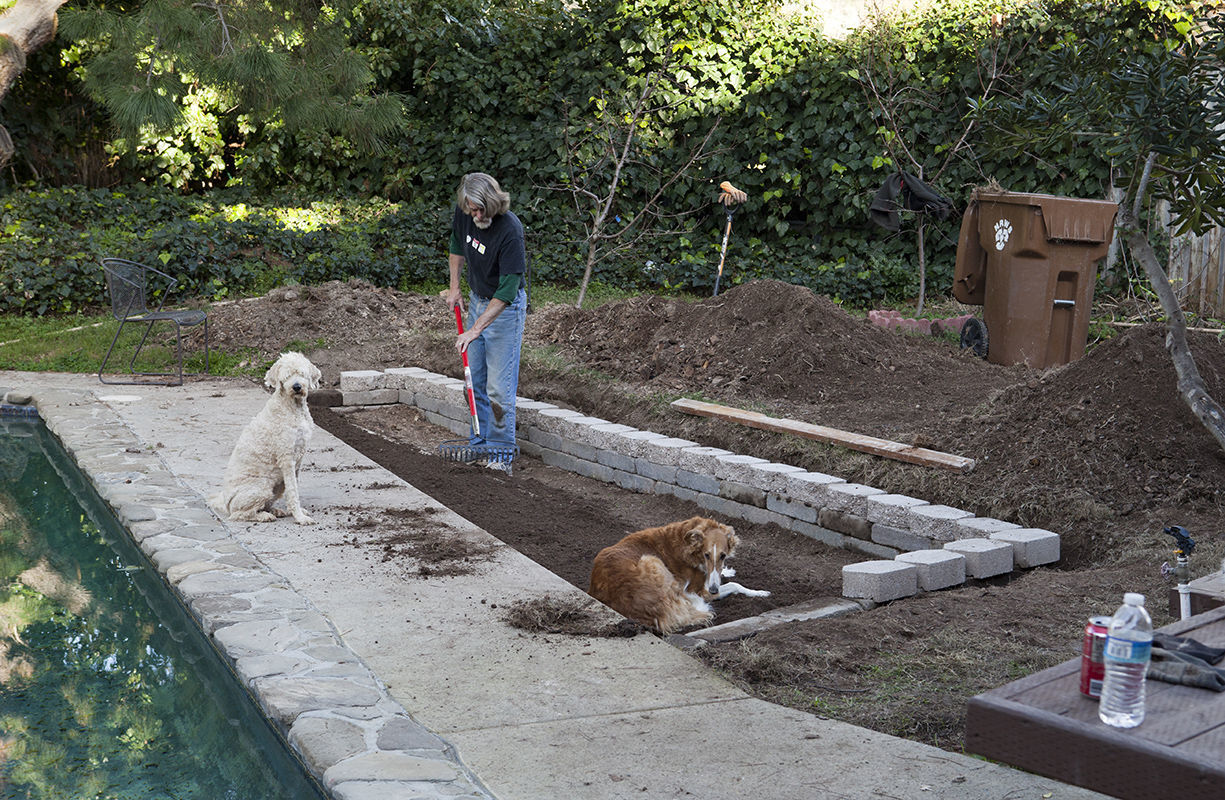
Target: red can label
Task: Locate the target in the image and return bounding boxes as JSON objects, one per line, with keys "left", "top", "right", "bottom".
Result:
{"left": 1080, "top": 616, "right": 1111, "bottom": 698}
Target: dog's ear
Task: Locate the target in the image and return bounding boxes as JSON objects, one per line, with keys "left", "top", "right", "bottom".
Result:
{"left": 309, "top": 363, "right": 322, "bottom": 390}
{"left": 263, "top": 357, "right": 283, "bottom": 391}
{"left": 724, "top": 529, "right": 740, "bottom": 555}
{"left": 685, "top": 527, "right": 705, "bottom": 554}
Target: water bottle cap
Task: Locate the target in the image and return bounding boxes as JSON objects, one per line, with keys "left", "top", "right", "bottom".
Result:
{"left": 1124, "top": 592, "right": 1145, "bottom": 606}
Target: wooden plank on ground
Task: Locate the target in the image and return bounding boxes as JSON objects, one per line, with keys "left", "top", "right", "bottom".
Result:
{"left": 670, "top": 398, "right": 975, "bottom": 473}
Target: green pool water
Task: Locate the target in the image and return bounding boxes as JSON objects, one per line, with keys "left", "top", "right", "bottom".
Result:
{"left": 0, "top": 418, "right": 328, "bottom": 800}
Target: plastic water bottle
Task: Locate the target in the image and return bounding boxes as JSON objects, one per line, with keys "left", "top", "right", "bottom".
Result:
{"left": 1098, "top": 592, "right": 1153, "bottom": 728}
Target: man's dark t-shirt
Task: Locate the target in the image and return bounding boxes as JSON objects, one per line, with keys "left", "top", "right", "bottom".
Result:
{"left": 449, "top": 207, "right": 526, "bottom": 300}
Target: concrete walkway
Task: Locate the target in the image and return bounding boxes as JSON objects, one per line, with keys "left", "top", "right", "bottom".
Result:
{"left": 0, "top": 370, "right": 1109, "bottom": 800}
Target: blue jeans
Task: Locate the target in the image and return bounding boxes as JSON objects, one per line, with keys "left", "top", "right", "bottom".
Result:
{"left": 466, "top": 289, "right": 526, "bottom": 446}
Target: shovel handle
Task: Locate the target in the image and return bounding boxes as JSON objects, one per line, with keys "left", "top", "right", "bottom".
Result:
{"left": 454, "top": 304, "right": 480, "bottom": 436}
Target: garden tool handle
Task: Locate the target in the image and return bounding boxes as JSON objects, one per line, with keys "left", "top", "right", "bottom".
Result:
{"left": 454, "top": 304, "right": 480, "bottom": 436}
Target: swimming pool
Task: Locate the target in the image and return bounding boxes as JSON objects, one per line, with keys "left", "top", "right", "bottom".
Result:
{"left": 0, "top": 417, "right": 328, "bottom": 800}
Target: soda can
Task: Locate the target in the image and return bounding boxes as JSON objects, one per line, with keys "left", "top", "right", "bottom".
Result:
{"left": 1080, "top": 615, "right": 1111, "bottom": 698}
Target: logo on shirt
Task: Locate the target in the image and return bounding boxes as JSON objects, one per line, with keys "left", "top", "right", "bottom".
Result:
{"left": 467, "top": 235, "right": 486, "bottom": 255}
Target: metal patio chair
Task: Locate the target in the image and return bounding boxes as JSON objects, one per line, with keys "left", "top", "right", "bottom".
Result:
{"left": 99, "top": 258, "right": 210, "bottom": 386}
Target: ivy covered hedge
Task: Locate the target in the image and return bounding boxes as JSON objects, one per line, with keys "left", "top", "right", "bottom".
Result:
{"left": 0, "top": 183, "right": 921, "bottom": 314}
{"left": 2, "top": 0, "right": 1190, "bottom": 313}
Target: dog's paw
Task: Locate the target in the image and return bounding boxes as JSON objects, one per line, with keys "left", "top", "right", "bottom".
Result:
{"left": 721, "top": 566, "right": 737, "bottom": 578}
{"left": 255, "top": 511, "right": 277, "bottom": 522}
{"left": 743, "top": 588, "right": 771, "bottom": 598}
{"left": 294, "top": 514, "right": 317, "bottom": 525}
{"left": 271, "top": 507, "right": 291, "bottom": 518}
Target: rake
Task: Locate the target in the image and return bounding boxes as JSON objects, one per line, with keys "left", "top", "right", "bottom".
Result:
{"left": 713, "top": 180, "right": 747, "bottom": 297}
{"left": 436, "top": 304, "right": 519, "bottom": 467}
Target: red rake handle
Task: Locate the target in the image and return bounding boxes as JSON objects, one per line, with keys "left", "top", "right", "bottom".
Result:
{"left": 454, "top": 305, "right": 480, "bottom": 437}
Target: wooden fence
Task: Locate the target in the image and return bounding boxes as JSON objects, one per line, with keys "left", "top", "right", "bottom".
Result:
{"left": 1168, "top": 224, "right": 1225, "bottom": 320}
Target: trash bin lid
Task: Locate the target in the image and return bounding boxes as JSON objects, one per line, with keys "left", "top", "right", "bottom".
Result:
{"left": 977, "top": 191, "right": 1118, "bottom": 244}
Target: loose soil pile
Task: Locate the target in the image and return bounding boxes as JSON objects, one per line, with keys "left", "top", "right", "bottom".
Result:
{"left": 194, "top": 278, "right": 1225, "bottom": 751}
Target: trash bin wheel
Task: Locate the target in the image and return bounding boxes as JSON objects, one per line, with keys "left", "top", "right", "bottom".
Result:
{"left": 959, "top": 318, "right": 989, "bottom": 358}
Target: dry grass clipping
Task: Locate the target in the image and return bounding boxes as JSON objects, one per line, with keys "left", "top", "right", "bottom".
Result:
{"left": 503, "top": 594, "right": 643, "bottom": 637}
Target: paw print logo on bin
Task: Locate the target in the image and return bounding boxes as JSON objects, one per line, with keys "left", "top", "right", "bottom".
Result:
{"left": 993, "top": 218, "right": 1013, "bottom": 251}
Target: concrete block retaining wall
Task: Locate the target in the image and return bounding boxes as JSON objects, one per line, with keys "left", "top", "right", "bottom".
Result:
{"left": 340, "top": 367, "right": 1061, "bottom": 602}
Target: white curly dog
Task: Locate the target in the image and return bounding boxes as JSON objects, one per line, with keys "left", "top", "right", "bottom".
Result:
{"left": 212, "top": 351, "right": 321, "bottom": 525}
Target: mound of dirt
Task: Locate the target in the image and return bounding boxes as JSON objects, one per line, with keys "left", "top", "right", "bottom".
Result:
{"left": 197, "top": 276, "right": 1225, "bottom": 752}
{"left": 532, "top": 279, "right": 1026, "bottom": 437}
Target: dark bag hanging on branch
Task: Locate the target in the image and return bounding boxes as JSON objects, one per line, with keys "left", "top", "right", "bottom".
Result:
{"left": 869, "top": 171, "right": 954, "bottom": 232}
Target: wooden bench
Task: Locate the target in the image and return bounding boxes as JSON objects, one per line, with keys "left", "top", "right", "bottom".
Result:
{"left": 966, "top": 605, "right": 1225, "bottom": 799}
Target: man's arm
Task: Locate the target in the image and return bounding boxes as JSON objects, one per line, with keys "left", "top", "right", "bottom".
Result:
{"left": 456, "top": 297, "right": 507, "bottom": 352}
{"left": 446, "top": 253, "right": 465, "bottom": 309}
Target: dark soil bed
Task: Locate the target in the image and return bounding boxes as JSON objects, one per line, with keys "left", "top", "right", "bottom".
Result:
{"left": 197, "top": 277, "right": 1225, "bottom": 752}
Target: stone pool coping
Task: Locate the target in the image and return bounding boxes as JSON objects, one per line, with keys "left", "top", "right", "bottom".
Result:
{"left": 3, "top": 385, "right": 493, "bottom": 800}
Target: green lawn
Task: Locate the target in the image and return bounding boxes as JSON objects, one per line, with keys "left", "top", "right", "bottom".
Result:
{"left": 0, "top": 281, "right": 664, "bottom": 377}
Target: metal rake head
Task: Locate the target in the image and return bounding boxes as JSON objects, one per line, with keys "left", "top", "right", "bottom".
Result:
{"left": 436, "top": 440, "right": 519, "bottom": 465}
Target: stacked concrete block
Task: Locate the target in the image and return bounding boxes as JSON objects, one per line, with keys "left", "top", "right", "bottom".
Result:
{"left": 383, "top": 367, "right": 432, "bottom": 401}
{"left": 866, "top": 494, "right": 931, "bottom": 528}
{"left": 638, "top": 436, "right": 701, "bottom": 467}
{"left": 909, "top": 504, "right": 975, "bottom": 542}
{"left": 896, "top": 550, "right": 966, "bottom": 591}
{"left": 765, "top": 492, "right": 818, "bottom": 525}
{"left": 611, "top": 429, "right": 671, "bottom": 458}
{"left": 955, "top": 516, "right": 1021, "bottom": 538}
{"left": 824, "top": 482, "right": 886, "bottom": 516}
{"left": 818, "top": 483, "right": 884, "bottom": 543}
{"left": 989, "top": 528, "right": 1060, "bottom": 568}
{"left": 779, "top": 470, "right": 847, "bottom": 509}
{"left": 338, "top": 370, "right": 398, "bottom": 406}
{"left": 867, "top": 525, "right": 922, "bottom": 553}
{"left": 676, "top": 446, "right": 736, "bottom": 476}
{"left": 943, "top": 539, "right": 1014, "bottom": 578}
{"left": 712, "top": 453, "right": 771, "bottom": 483}
{"left": 843, "top": 561, "right": 918, "bottom": 602}
{"left": 339, "top": 367, "right": 1063, "bottom": 583}
{"left": 745, "top": 462, "right": 807, "bottom": 496}
{"left": 866, "top": 494, "right": 939, "bottom": 552}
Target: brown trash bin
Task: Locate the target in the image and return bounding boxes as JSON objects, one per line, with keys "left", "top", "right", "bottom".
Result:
{"left": 953, "top": 190, "right": 1118, "bottom": 368}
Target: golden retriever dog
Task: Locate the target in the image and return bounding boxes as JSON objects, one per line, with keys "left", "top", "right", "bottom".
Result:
{"left": 211, "top": 351, "right": 321, "bottom": 525}
{"left": 588, "top": 516, "right": 769, "bottom": 634}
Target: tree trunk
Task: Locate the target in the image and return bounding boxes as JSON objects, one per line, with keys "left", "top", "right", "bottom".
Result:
{"left": 0, "top": 0, "right": 66, "bottom": 166}
{"left": 576, "top": 242, "right": 596, "bottom": 309}
{"left": 915, "top": 214, "right": 926, "bottom": 317}
{"left": 1120, "top": 206, "right": 1225, "bottom": 453}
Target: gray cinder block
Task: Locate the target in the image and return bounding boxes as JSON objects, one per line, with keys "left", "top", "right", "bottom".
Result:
{"left": 712, "top": 453, "right": 771, "bottom": 483}
{"left": 780, "top": 471, "right": 847, "bottom": 508}
{"left": 382, "top": 367, "right": 431, "bottom": 390}
{"left": 871, "top": 523, "right": 936, "bottom": 553}
{"left": 943, "top": 538, "right": 1014, "bottom": 578}
{"left": 865, "top": 494, "right": 930, "bottom": 527}
{"left": 745, "top": 461, "right": 807, "bottom": 494}
{"left": 989, "top": 528, "right": 1060, "bottom": 568}
{"left": 338, "top": 370, "right": 385, "bottom": 392}
{"left": 955, "top": 516, "right": 1021, "bottom": 539}
{"left": 677, "top": 446, "right": 736, "bottom": 475}
{"left": 842, "top": 560, "right": 918, "bottom": 602}
{"left": 825, "top": 483, "right": 886, "bottom": 516}
{"left": 896, "top": 550, "right": 966, "bottom": 591}
{"left": 910, "top": 504, "right": 975, "bottom": 542}
{"left": 638, "top": 437, "right": 701, "bottom": 468}
{"left": 340, "top": 389, "right": 398, "bottom": 406}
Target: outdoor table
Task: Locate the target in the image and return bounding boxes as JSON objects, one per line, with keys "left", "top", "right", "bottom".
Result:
{"left": 966, "top": 605, "right": 1225, "bottom": 800}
